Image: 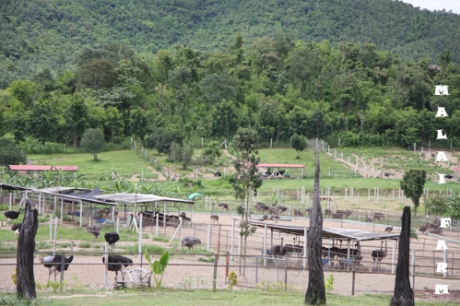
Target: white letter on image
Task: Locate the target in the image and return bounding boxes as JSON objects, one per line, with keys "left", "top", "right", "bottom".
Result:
{"left": 439, "top": 218, "right": 451, "bottom": 229}
{"left": 434, "top": 284, "right": 449, "bottom": 295}
{"left": 436, "top": 152, "right": 448, "bottom": 162}
{"left": 436, "top": 130, "right": 447, "bottom": 139}
{"left": 436, "top": 262, "right": 447, "bottom": 273}
{"left": 434, "top": 85, "right": 450, "bottom": 95}
{"left": 435, "top": 240, "right": 448, "bottom": 250}
{"left": 435, "top": 107, "right": 449, "bottom": 117}
{"left": 438, "top": 174, "right": 446, "bottom": 184}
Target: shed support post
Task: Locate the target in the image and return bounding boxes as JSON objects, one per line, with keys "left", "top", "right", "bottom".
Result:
{"left": 79, "top": 201, "right": 82, "bottom": 227}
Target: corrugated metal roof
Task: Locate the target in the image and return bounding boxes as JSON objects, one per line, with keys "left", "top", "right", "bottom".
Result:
{"left": 248, "top": 221, "right": 399, "bottom": 242}
{"left": 9, "top": 165, "right": 78, "bottom": 171}
{"left": 0, "top": 183, "right": 33, "bottom": 191}
{"left": 257, "top": 163, "right": 305, "bottom": 168}
{"left": 93, "top": 193, "right": 194, "bottom": 204}
{"left": 31, "top": 187, "right": 116, "bottom": 207}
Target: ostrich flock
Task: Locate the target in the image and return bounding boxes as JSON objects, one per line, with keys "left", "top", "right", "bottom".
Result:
{"left": 4, "top": 198, "right": 406, "bottom": 286}
{"left": 4, "top": 206, "right": 206, "bottom": 285}
{"left": 4, "top": 207, "right": 134, "bottom": 284}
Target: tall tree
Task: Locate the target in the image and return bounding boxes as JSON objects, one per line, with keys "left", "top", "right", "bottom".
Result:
{"left": 77, "top": 59, "right": 118, "bottom": 90}
{"left": 400, "top": 170, "right": 427, "bottom": 215}
{"left": 305, "top": 139, "right": 326, "bottom": 305}
{"left": 128, "top": 107, "right": 148, "bottom": 141}
{"left": 230, "top": 127, "right": 262, "bottom": 277}
{"left": 104, "top": 107, "right": 125, "bottom": 143}
{"left": 64, "top": 93, "right": 89, "bottom": 150}
{"left": 80, "top": 128, "right": 106, "bottom": 160}
{"left": 290, "top": 133, "right": 307, "bottom": 159}
{"left": 27, "top": 101, "right": 58, "bottom": 145}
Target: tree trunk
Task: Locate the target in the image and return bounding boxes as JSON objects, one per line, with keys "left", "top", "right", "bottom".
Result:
{"left": 390, "top": 206, "right": 414, "bottom": 306}
{"left": 17, "top": 199, "right": 39, "bottom": 300}
{"left": 305, "top": 153, "right": 326, "bottom": 305}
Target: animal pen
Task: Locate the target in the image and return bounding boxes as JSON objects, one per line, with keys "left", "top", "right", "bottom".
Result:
{"left": 2, "top": 185, "right": 460, "bottom": 293}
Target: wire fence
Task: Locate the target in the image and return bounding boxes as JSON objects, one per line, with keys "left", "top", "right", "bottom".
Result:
{"left": 1, "top": 249, "right": 460, "bottom": 294}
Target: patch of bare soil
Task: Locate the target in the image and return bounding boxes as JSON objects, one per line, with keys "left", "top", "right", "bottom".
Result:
{"left": 415, "top": 289, "right": 460, "bottom": 303}
{"left": 326, "top": 149, "right": 460, "bottom": 181}
{"left": 1, "top": 213, "right": 459, "bottom": 297}
{"left": 130, "top": 166, "right": 167, "bottom": 182}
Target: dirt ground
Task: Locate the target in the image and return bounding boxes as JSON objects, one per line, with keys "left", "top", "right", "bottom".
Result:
{"left": 1, "top": 212, "right": 459, "bottom": 303}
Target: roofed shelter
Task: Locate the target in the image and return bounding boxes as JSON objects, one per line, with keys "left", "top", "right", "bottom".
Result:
{"left": 30, "top": 186, "right": 115, "bottom": 227}
{"left": 248, "top": 220, "right": 399, "bottom": 272}
{"left": 256, "top": 163, "right": 305, "bottom": 179}
{"left": 93, "top": 193, "right": 195, "bottom": 226}
{"left": 0, "top": 183, "right": 33, "bottom": 211}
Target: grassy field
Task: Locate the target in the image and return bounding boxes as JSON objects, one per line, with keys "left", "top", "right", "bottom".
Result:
{"left": 29, "top": 150, "right": 155, "bottom": 180}
{"left": 7, "top": 147, "right": 456, "bottom": 217}
{"left": 0, "top": 289, "right": 457, "bottom": 306}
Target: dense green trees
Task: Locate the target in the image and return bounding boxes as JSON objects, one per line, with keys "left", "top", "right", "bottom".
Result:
{"left": 0, "top": 6, "right": 459, "bottom": 153}
{"left": 2, "top": 0, "right": 460, "bottom": 88}
{"left": 0, "top": 138, "right": 26, "bottom": 165}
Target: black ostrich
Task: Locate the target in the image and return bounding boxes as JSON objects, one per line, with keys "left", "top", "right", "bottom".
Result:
{"left": 102, "top": 255, "right": 133, "bottom": 282}
{"left": 104, "top": 232, "right": 120, "bottom": 249}
{"left": 181, "top": 236, "right": 201, "bottom": 252}
{"left": 11, "top": 223, "right": 22, "bottom": 241}
{"left": 87, "top": 224, "right": 101, "bottom": 241}
{"left": 384, "top": 226, "right": 393, "bottom": 233}
{"left": 445, "top": 174, "right": 453, "bottom": 180}
{"left": 4, "top": 209, "right": 21, "bottom": 221}
{"left": 371, "top": 241, "right": 388, "bottom": 270}
{"left": 40, "top": 253, "right": 74, "bottom": 282}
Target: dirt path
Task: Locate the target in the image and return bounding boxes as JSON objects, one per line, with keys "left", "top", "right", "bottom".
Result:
{"left": 130, "top": 166, "right": 167, "bottom": 182}
{"left": 223, "top": 149, "right": 237, "bottom": 160}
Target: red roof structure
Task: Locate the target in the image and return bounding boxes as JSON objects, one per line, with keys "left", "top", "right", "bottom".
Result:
{"left": 256, "top": 163, "right": 305, "bottom": 168}
{"left": 9, "top": 165, "right": 78, "bottom": 172}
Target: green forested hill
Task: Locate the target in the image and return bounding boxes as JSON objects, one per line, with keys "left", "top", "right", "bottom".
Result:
{"left": 1, "top": 0, "right": 460, "bottom": 157}
{"left": 1, "top": 0, "right": 460, "bottom": 88}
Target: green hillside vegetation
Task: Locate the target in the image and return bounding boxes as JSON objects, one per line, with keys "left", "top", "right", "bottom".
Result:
{"left": 0, "top": 30, "right": 459, "bottom": 152}
{"left": 1, "top": 0, "right": 460, "bottom": 87}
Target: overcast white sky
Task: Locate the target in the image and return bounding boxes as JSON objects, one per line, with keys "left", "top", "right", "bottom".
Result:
{"left": 401, "top": 0, "right": 460, "bottom": 14}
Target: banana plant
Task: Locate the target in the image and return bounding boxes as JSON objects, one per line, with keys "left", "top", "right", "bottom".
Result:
{"left": 145, "top": 250, "right": 170, "bottom": 289}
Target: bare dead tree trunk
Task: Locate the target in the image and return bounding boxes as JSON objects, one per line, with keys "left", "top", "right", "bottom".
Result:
{"left": 17, "top": 199, "right": 39, "bottom": 300}
{"left": 305, "top": 142, "right": 326, "bottom": 305}
{"left": 390, "top": 206, "right": 414, "bottom": 306}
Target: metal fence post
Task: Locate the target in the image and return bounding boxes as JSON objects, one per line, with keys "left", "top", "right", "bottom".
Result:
{"left": 213, "top": 254, "right": 218, "bottom": 292}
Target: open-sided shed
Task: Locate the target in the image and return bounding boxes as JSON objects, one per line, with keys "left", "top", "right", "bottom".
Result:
{"left": 92, "top": 193, "right": 195, "bottom": 224}
{"left": 0, "top": 183, "right": 33, "bottom": 210}
{"left": 30, "top": 186, "right": 116, "bottom": 227}
{"left": 248, "top": 220, "right": 400, "bottom": 271}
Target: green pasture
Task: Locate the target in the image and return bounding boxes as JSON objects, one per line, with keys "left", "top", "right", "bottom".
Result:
{"left": 30, "top": 150, "right": 154, "bottom": 180}
{"left": 17, "top": 147, "right": 460, "bottom": 213}
{"left": 0, "top": 290, "right": 456, "bottom": 306}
